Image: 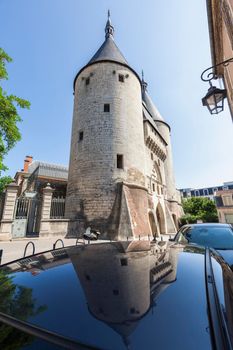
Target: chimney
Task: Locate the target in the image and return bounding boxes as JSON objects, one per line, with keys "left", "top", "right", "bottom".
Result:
{"left": 24, "top": 155, "right": 33, "bottom": 172}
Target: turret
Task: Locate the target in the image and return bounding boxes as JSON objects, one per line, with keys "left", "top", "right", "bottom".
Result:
{"left": 141, "top": 76, "right": 177, "bottom": 203}
{"left": 65, "top": 13, "right": 147, "bottom": 238}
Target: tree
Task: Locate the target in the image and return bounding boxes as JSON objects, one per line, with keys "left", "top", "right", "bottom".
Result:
{"left": 0, "top": 48, "right": 30, "bottom": 173}
{"left": 0, "top": 270, "right": 46, "bottom": 349}
{"left": 180, "top": 197, "right": 218, "bottom": 225}
{"left": 0, "top": 176, "right": 13, "bottom": 194}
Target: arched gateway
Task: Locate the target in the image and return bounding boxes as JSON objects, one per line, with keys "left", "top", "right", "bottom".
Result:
{"left": 156, "top": 203, "right": 166, "bottom": 235}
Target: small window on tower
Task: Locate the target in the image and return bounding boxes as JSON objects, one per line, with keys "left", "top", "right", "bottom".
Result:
{"left": 118, "top": 74, "right": 124, "bottom": 83}
{"left": 86, "top": 78, "right": 90, "bottom": 85}
{"left": 152, "top": 183, "right": 155, "bottom": 192}
{"left": 151, "top": 153, "right": 153, "bottom": 160}
{"left": 79, "top": 131, "right": 83, "bottom": 141}
{"left": 117, "top": 154, "right": 124, "bottom": 169}
{"left": 104, "top": 104, "right": 110, "bottom": 112}
{"left": 120, "top": 258, "right": 128, "bottom": 266}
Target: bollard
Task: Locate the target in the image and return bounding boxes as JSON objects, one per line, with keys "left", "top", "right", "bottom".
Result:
{"left": 23, "top": 241, "right": 35, "bottom": 258}
{"left": 53, "top": 239, "right": 64, "bottom": 250}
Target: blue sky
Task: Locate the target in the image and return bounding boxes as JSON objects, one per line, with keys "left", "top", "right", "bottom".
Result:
{"left": 1, "top": 0, "right": 233, "bottom": 188}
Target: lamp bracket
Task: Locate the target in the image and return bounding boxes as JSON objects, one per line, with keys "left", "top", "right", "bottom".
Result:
{"left": 201, "top": 57, "right": 233, "bottom": 83}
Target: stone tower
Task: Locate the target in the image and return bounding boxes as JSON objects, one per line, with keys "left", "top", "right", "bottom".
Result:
{"left": 65, "top": 13, "right": 150, "bottom": 239}
{"left": 65, "top": 13, "right": 182, "bottom": 238}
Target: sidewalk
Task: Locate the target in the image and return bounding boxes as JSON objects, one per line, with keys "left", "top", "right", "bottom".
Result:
{"left": 0, "top": 234, "right": 175, "bottom": 265}
{"left": 0, "top": 236, "right": 77, "bottom": 265}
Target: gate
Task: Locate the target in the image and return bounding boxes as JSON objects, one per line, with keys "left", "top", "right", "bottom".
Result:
{"left": 12, "top": 197, "right": 42, "bottom": 238}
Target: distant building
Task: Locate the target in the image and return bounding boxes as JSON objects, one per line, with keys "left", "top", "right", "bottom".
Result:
{"left": 206, "top": 0, "right": 233, "bottom": 120}
{"left": 15, "top": 155, "right": 68, "bottom": 198}
{"left": 179, "top": 181, "right": 233, "bottom": 201}
{"left": 215, "top": 188, "right": 233, "bottom": 225}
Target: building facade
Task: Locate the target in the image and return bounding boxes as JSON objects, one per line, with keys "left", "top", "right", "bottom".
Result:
{"left": 65, "top": 14, "right": 182, "bottom": 239}
{"left": 215, "top": 188, "right": 233, "bottom": 224}
{"left": 180, "top": 181, "right": 233, "bottom": 201}
{"left": 206, "top": 0, "right": 233, "bottom": 120}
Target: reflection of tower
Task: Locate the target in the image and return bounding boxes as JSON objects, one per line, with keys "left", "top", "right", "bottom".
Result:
{"left": 69, "top": 242, "right": 151, "bottom": 329}
{"left": 69, "top": 242, "right": 152, "bottom": 348}
{"left": 68, "top": 241, "right": 180, "bottom": 347}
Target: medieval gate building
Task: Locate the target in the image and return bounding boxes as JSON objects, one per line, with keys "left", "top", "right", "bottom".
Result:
{"left": 65, "top": 13, "right": 182, "bottom": 239}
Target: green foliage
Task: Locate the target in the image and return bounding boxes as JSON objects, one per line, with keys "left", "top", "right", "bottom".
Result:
{"left": 0, "top": 48, "right": 30, "bottom": 173}
{"left": 0, "top": 269, "right": 46, "bottom": 349}
{"left": 0, "top": 176, "right": 13, "bottom": 194}
{"left": 180, "top": 197, "right": 218, "bottom": 224}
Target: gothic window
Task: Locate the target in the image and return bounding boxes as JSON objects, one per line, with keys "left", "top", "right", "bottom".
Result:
{"left": 79, "top": 131, "right": 83, "bottom": 141}
{"left": 118, "top": 74, "right": 124, "bottom": 83}
{"left": 86, "top": 77, "right": 90, "bottom": 85}
{"left": 104, "top": 104, "right": 110, "bottom": 112}
{"left": 152, "top": 183, "right": 155, "bottom": 192}
{"left": 117, "top": 154, "right": 124, "bottom": 169}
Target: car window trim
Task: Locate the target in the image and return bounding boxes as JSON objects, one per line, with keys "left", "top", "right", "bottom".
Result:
{"left": 205, "top": 248, "right": 232, "bottom": 350}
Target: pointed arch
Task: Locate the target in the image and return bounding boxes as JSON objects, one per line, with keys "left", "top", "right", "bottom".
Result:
{"left": 153, "top": 161, "right": 162, "bottom": 184}
{"left": 172, "top": 214, "right": 178, "bottom": 231}
{"left": 148, "top": 211, "right": 158, "bottom": 238}
{"left": 156, "top": 202, "right": 166, "bottom": 234}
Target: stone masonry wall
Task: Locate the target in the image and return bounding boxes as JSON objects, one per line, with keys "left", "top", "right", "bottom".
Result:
{"left": 65, "top": 62, "right": 146, "bottom": 236}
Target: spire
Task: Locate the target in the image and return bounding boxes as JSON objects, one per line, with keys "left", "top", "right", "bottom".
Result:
{"left": 141, "top": 70, "right": 148, "bottom": 92}
{"left": 105, "top": 10, "right": 114, "bottom": 39}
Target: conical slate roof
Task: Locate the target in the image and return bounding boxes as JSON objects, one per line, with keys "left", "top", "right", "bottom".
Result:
{"left": 141, "top": 74, "right": 165, "bottom": 122}
{"left": 142, "top": 90, "right": 165, "bottom": 122}
{"left": 89, "top": 37, "right": 128, "bottom": 65}
{"left": 73, "top": 11, "right": 140, "bottom": 91}
{"left": 89, "top": 11, "right": 128, "bottom": 65}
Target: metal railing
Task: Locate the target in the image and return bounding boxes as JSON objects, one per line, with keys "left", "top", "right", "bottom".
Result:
{"left": 50, "top": 197, "right": 65, "bottom": 219}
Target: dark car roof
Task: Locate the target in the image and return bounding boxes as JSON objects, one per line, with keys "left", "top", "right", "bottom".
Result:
{"left": 0, "top": 242, "right": 213, "bottom": 350}
{"left": 181, "top": 223, "right": 231, "bottom": 228}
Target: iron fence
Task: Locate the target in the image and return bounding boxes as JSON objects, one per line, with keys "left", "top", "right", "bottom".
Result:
{"left": 50, "top": 197, "right": 65, "bottom": 219}
{"left": 15, "top": 198, "right": 30, "bottom": 219}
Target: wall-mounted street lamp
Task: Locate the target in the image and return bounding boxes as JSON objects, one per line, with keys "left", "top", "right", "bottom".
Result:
{"left": 201, "top": 57, "right": 233, "bottom": 115}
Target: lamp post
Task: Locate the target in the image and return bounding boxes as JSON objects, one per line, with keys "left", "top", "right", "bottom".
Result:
{"left": 201, "top": 57, "right": 233, "bottom": 115}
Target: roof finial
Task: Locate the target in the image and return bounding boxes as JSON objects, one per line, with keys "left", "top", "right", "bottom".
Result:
{"left": 141, "top": 69, "right": 148, "bottom": 91}
{"left": 105, "top": 10, "right": 114, "bottom": 39}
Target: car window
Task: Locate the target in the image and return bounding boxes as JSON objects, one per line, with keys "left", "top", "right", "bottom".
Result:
{"left": 175, "top": 226, "right": 191, "bottom": 244}
{"left": 181, "top": 226, "right": 233, "bottom": 249}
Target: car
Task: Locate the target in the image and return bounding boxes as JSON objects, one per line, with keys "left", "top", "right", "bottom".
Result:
{"left": 170, "top": 223, "right": 233, "bottom": 267}
{"left": 0, "top": 240, "right": 233, "bottom": 349}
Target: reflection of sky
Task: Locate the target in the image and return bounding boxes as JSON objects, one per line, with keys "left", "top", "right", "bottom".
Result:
{"left": 6, "top": 249, "right": 212, "bottom": 350}
{"left": 129, "top": 252, "right": 212, "bottom": 350}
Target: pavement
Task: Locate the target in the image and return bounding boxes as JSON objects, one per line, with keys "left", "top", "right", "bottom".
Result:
{"left": 0, "top": 233, "right": 174, "bottom": 265}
